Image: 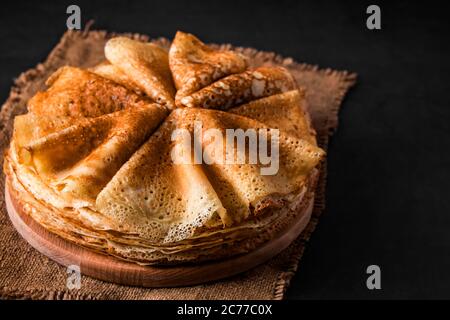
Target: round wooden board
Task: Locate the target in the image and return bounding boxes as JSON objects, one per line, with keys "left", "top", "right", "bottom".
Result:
{"left": 5, "top": 185, "right": 313, "bottom": 287}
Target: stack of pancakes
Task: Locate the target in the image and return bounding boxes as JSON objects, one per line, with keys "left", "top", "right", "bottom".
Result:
{"left": 4, "top": 32, "right": 325, "bottom": 265}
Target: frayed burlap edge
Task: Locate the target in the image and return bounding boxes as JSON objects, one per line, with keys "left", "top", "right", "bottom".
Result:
{"left": 0, "top": 29, "right": 356, "bottom": 300}
{"left": 0, "top": 286, "right": 99, "bottom": 300}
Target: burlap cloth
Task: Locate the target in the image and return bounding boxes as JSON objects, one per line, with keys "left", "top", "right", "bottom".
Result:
{"left": 0, "top": 30, "right": 356, "bottom": 300}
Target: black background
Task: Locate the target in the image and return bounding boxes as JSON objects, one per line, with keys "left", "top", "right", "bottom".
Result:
{"left": 1, "top": 0, "right": 449, "bottom": 299}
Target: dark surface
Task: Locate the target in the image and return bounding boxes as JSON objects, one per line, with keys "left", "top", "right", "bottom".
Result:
{"left": 1, "top": 0, "right": 449, "bottom": 299}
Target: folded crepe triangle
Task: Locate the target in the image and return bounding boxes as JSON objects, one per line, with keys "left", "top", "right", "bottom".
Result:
{"left": 229, "top": 89, "right": 317, "bottom": 145}
{"left": 169, "top": 31, "right": 248, "bottom": 107}
{"left": 192, "top": 108, "right": 324, "bottom": 221}
{"left": 27, "top": 66, "right": 152, "bottom": 118}
{"left": 105, "top": 37, "right": 176, "bottom": 109}
{"left": 178, "top": 66, "right": 297, "bottom": 109}
{"left": 90, "top": 61, "right": 141, "bottom": 94}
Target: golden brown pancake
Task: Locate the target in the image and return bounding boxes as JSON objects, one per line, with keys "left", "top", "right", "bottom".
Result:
{"left": 169, "top": 31, "right": 248, "bottom": 107}
{"left": 105, "top": 37, "right": 176, "bottom": 108}
{"left": 229, "top": 89, "right": 317, "bottom": 144}
{"left": 4, "top": 31, "right": 326, "bottom": 265}
{"left": 28, "top": 66, "right": 151, "bottom": 118}
{"left": 178, "top": 66, "right": 297, "bottom": 109}
{"left": 90, "top": 61, "right": 141, "bottom": 94}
